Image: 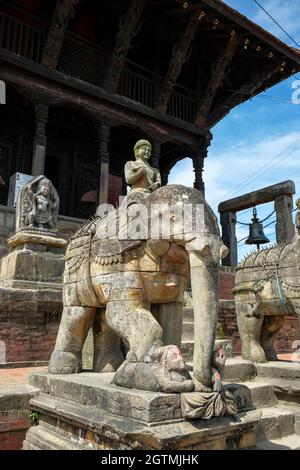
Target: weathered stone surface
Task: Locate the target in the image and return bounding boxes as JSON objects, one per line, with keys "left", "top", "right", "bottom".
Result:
{"left": 50, "top": 182, "right": 226, "bottom": 397}
{"left": 256, "top": 407, "right": 295, "bottom": 440}
{"left": 224, "top": 381, "right": 277, "bottom": 411}
{"left": 224, "top": 358, "right": 256, "bottom": 382}
{"left": 29, "top": 372, "right": 182, "bottom": 424}
{"left": 15, "top": 175, "right": 59, "bottom": 233}
{"left": 256, "top": 434, "right": 300, "bottom": 450}
{"left": 256, "top": 362, "right": 300, "bottom": 380}
{"left": 24, "top": 390, "right": 261, "bottom": 450}
{"left": 0, "top": 385, "right": 39, "bottom": 411}
{"left": 124, "top": 140, "right": 161, "bottom": 193}
{"left": 234, "top": 199, "right": 300, "bottom": 363}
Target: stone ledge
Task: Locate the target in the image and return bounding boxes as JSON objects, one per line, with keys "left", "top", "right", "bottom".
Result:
{"left": 29, "top": 372, "right": 182, "bottom": 425}
{"left": 25, "top": 392, "right": 262, "bottom": 450}
{"left": 255, "top": 362, "right": 300, "bottom": 380}
{"left": 0, "top": 385, "right": 39, "bottom": 411}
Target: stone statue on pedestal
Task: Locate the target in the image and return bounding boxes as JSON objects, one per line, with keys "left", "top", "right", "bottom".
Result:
{"left": 17, "top": 176, "right": 59, "bottom": 232}
{"left": 48, "top": 139, "right": 236, "bottom": 420}
{"left": 0, "top": 174, "right": 66, "bottom": 290}
{"left": 125, "top": 139, "right": 161, "bottom": 193}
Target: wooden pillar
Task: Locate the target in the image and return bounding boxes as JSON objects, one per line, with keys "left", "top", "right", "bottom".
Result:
{"left": 161, "top": 169, "right": 170, "bottom": 186}
{"left": 151, "top": 141, "right": 161, "bottom": 169}
{"left": 192, "top": 156, "right": 205, "bottom": 194}
{"left": 275, "top": 195, "right": 295, "bottom": 244}
{"left": 220, "top": 211, "right": 237, "bottom": 267}
{"left": 31, "top": 103, "right": 49, "bottom": 176}
{"left": 192, "top": 132, "right": 212, "bottom": 195}
{"left": 97, "top": 125, "right": 110, "bottom": 206}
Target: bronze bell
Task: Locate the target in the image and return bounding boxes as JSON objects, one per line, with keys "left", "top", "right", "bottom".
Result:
{"left": 245, "top": 208, "right": 270, "bottom": 249}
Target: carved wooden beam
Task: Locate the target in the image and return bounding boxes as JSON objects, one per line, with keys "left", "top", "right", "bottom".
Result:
{"left": 208, "top": 62, "right": 282, "bottom": 126}
{"left": 154, "top": 10, "right": 205, "bottom": 113}
{"left": 41, "top": 0, "right": 81, "bottom": 69}
{"left": 194, "top": 31, "right": 239, "bottom": 127}
{"left": 103, "top": 0, "right": 147, "bottom": 93}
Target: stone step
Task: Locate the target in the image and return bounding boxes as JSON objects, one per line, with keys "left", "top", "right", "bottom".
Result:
{"left": 277, "top": 402, "right": 300, "bottom": 435}
{"left": 224, "top": 358, "right": 256, "bottom": 383}
{"left": 182, "top": 322, "right": 194, "bottom": 341}
{"left": 256, "top": 434, "right": 300, "bottom": 450}
{"left": 183, "top": 307, "right": 193, "bottom": 322}
{"left": 258, "top": 377, "right": 300, "bottom": 404}
{"left": 256, "top": 361, "right": 300, "bottom": 380}
{"left": 25, "top": 391, "right": 262, "bottom": 450}
{"left": 24, "top": 423, "right": 87, "bottom": 450}
{"left": 256, "top": 407, "right": 295, "bottom": 441}
{"left": 224, "top": 381, "right": 278, "bottom": 411}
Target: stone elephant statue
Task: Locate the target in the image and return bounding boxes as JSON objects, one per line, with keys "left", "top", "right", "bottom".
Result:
{"left": 49, "top": 185, "right": 228, "bottom": 392}
{"left": 234, "top": 199, "right": 300, "bottom": 363}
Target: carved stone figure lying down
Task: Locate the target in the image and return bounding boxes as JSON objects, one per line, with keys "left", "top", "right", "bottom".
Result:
{"left": 113, "top": 345, "right": 194, "bottom": 393}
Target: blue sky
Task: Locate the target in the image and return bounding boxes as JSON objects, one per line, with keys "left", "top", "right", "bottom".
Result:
{"left": 169, "top": 0, "right": 300, "bottom": 259}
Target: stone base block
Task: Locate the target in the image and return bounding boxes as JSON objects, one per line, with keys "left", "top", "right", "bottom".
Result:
{"left": 0, "top": 249, "right": 64, "bottom": 288}
{"left": 255, "top": 361, "right": 300, "bottom": 380}
{"left": 24, "top": 372, "right": 262, "bottom": 450}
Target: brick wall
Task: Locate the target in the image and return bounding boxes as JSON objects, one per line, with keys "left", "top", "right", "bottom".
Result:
{"left": 0, "top": 290, "right": 62, "bottom": 364}
{"left": 219, "top": 267, "right": 235, "bottom": 301}
{"left": 0, "top": 385, "right": 38, "bottom": 450}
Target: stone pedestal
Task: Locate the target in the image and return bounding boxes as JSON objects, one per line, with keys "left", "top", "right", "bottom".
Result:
{"left": 0, "top": 230, "right": 66, "bottom": 290}
{"left": 23, "top": 372, "right": 261, "bottom": 450}
{"left": 0, "top": 229, "right": 67, "bottom": 365}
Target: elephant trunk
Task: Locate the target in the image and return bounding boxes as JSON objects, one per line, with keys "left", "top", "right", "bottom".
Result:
{"left": 189, "top": 250, "right": 219, "bottom": 390}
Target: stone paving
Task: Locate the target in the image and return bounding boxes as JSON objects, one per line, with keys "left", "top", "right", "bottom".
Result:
{"left": 0, "top": 366, "right": 47, "bottom": 387}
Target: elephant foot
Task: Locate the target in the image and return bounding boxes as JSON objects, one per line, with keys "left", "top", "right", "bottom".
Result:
{"left": 244, "top": 341, "right": 267, "bottom": 363}
{"left": 48, "top": 350, "right": 82, "bottom": 374}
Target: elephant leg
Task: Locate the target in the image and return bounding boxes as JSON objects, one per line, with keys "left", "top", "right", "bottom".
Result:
{"left": 236, "top": 294, "right": 266, "bottom": 363}
{"left": 260, "top": 315, "right": 284, "bottom": 361}
{"left": 49, "top": 306, "right": 96, "bottom": 374}
{"left": 154, "top": 303, "right": 183, "bottom": 348}
{"left": 93, "top": 309, "right": 124, "bottom": 373}
{"left": 106, "top": 300, "right": 163, "bottom": 362}
{"left": 189, "top": 252, "right": 219, "bottom": 390}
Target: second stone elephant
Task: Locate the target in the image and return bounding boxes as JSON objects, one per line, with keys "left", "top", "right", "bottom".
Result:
{"left": 49, "top": 185, "right": 228, "bottom": 392}
{"left": 234, "top": 200, "right": 300, "bottom": 363}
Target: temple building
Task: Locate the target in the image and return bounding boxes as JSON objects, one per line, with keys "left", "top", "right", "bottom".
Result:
{"left": 0, "top": 0, "right": 299, "bottom": 222}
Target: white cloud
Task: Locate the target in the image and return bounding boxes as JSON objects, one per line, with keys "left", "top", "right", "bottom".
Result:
{"left": 169, "top": 130, "right": 300, "bottom": 260}
{"left": 253, "top": 0, "right": 300, "bottom": 45}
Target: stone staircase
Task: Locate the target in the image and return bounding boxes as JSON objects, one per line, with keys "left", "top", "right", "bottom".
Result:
{"left": 182, "top": 303, "right": 300, "bottom": 450}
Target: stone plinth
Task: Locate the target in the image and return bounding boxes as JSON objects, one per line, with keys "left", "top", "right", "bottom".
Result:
{"left": 23, "top": 372, "right": 261, "bottom": 450}
{"left": 0, "top": 229, "right": 66, "bottom": 365}
{"left": 0, "top": 230, "right": 66, "bottom": 291}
